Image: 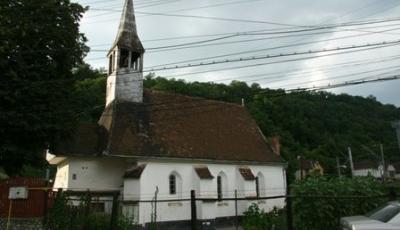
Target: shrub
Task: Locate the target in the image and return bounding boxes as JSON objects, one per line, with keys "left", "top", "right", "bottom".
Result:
{"left": 242, "top": 204, "right": 286, "bottom": 230}
{"left": 291, "top": 176, "right": 388, "bottom": 230}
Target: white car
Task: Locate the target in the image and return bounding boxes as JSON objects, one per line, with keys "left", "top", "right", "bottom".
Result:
{"left": 341, "top": 202, "right": 400, "bottom": 230}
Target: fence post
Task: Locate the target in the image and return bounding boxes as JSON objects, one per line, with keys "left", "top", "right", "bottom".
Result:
{"left": 190, "top": 190, "right": 197, "bottom": 230}
{"left": 286, "top": 173, "right": 293, "bottom": 230}
{"left": 42, "top": 181, "right": 49, "bottom": 225}
{"left": 110, "top": 192, "right": 119, "bottom": 230}
{"left": 235, "top": 189, "right": 239, "bottom": 230}
{"left": 84, "top": 190, "right": 92, "bottom": 229}
{"left": 388, "top": 186, "right": 397, "bottom": 201}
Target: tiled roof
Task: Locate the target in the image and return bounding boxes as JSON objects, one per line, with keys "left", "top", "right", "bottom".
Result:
{"left": 110, "top": 0, "right": 144, "bottom": 54}
{"left": 53, "top": 90, "right": 284, "bottom": 164}
{"left": 353, "top": 160, "right": 379, "bottom": 170}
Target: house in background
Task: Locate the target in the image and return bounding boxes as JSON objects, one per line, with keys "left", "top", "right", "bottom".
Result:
{"left": 46, "top": 0, "right": 287, "bottom": 228}
{"left": 353, "top": 160, "right": 383, "bottom": 178}
{"left": 295, "top": 159, "right": 323, "bottom": 180}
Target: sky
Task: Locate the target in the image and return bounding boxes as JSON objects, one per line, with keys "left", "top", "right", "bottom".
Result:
{"left": 75, "top": 0, "right": 400, "bottom": 106}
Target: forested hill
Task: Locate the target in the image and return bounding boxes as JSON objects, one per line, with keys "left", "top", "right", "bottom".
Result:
{"left": 73, "top": 66, "right": 400, "bottom": 175}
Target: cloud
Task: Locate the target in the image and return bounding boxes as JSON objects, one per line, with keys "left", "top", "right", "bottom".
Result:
{"left": 77, "top": 0, "right": 400, "bottom": 106}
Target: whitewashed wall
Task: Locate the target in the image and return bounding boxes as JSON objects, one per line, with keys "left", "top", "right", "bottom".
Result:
{"left": 130, "top": 160, "right": 286, "bottom": 225}
{"left": 53, "top": 157, "right": 127, "bottom": 191}
{"left": 353, "top": 168, "right": 382, "bottom": 178}
{"left": 52, "top": 157, "right": 286, "bottom": 226}
{"left": 53, "top": 161, "right": 69, "bottom": 189}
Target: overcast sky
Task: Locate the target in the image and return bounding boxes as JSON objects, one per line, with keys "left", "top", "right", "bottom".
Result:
{"left": 76, "top": 0, "right": 400, "bottom": 106}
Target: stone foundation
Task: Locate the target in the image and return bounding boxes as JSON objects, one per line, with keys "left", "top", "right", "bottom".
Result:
{"left": 0, "top": 218, "right": 42, "bottom": 230}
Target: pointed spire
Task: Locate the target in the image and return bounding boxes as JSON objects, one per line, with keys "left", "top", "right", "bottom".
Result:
{"left": 110, "top": 0, "right": 144, "bottom": 53}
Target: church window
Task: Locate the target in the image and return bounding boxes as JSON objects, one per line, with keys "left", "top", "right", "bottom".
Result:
{"left": 217, "top": 175, "right": 222, "bottom": 200}
{"left": 72, "top": 174, "right": 77, "bottom": 180}
{"left": 255, "top": 176, "right": 260, "bottom": 197}
{"left": 217, "top": 172, "right": 227, "bottom": 201}
{"left": 169, "top": 174, "right": 176, "bottom": 195}
{"left": 256, "top": 172, "right": 266, "bottom": 197}
{"left": 119, "top": 49, "right": 129, "bottom": 68}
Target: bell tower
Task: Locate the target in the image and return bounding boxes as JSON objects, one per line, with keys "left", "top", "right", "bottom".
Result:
{"left": 106, "top": 0, "right": 145, "bottom": 106}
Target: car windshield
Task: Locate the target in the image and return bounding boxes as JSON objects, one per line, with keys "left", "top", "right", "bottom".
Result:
{"left": 365, "top": 203, "right": 400, "bottom": 223}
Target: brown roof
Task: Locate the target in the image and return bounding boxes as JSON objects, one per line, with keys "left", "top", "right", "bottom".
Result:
{"left": 238, "top": 167, "right": 256, "bottom": 180}
{"left": 299, "top": 159, "right": 313, "bottom": 170}
{"left": 353, "top": 160, "right": 379, "bottom": 170}
{"left": 53, "top": 90, "right": 284, "bottom": 164}
{"left": 124, "top": 164, "right": 146, "bottom": 178}
{"left": 194, "top": 166, "right": 214, "bottom": 179}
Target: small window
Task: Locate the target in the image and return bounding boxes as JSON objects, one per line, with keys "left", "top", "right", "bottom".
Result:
{"left": 255, "top": 176, "right": 260, "bottom": 197}
{"left": 119, "top": 49, "right": 129, "bottom": 68}
{"left": 72, "top": 174, "right": 77, "bottom": 180}
{"left": 217, "top": 175, "right": 222, "bottom": 200}
{"left": 169, "top": 174, "right": 176, "bottom": 195}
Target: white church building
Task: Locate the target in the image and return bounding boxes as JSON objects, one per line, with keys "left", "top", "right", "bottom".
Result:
{"left": 47, "top": 0, "right": 287, "bottom": 228}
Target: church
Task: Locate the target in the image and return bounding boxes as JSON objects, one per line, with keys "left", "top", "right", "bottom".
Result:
{"left": 46, "top": 0, "right": 287, "bottom": 228}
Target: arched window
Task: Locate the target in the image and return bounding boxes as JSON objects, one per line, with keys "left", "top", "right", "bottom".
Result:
{"left": 169, "top": 174, "right": 176, "bottom": 195}
{"left": 217, "top": 175, "right": 222, "bottom": 200}
{"left": 256, "top": 172, "right": 266, "bottom": 197}
{"left": 169, "top": 172, "right": 182, "bottom": 196}
{"left": 217, "top": 172, "right": 227, "bottom": 201}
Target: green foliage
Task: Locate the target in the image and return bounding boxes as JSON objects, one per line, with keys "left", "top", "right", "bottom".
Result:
{"left": 46, "top": 192, "right": 70, "bottom": 229}
{"left": 291, "top": 176, "right": 388, "bottom": 230}
{"left": 0, "top": 0, "right": 88, "bottom": 175}
{"left": 242, "top": 204, "right": 286, "bottom": 230}
{"left": 46, "top": 191, "right": 138, "bottom": 230}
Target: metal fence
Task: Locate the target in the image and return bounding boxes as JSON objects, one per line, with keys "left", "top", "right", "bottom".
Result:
{"left": 1, "top": 186, "right": 397, "bottom": 230}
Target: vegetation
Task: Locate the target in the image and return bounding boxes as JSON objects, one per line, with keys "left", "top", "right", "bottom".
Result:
{"left": 0, "top": 0, "right": 88, "bottom": 175}
{"left": 291, "top": 175, "right": 388, "bottom": 230}
{"left": 242, "top": 204, "right": 286, "bottom": 230}
{"left": 46, "top": 191, "right": 137, "bottom": 230}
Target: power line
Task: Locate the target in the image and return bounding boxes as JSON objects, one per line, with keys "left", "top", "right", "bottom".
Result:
{"left": 156, "top": 42, "right": 399, "bottom": 78}
{"left": 142, "top": 40, "right": 400, "bottom": 73}
{"left": 145, "top": 26, "right": 400, "bottom": 53}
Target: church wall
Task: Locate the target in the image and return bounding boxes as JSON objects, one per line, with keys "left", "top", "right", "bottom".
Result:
{"left": 132, "top": 160, "right": 286, "bottom": 226}
{"left": 53, "top": 157, "right": 127, "bottom": 191}
{"left": 115, "top": 71, "right": 143, "bottom": 103}
{"left": 106, "top": 74, "right": 116, "bottom": 106}
{"left": 53, "top": 161, "right": 69, "bottom": 189}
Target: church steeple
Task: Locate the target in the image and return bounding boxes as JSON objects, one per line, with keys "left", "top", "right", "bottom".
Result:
{"left": 106, "top": 0, "right": 145, "bottom": 106}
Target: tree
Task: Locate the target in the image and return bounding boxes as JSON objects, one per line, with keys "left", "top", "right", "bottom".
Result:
{"left": 0, "top": 0, "right": 88, "bottom": 174}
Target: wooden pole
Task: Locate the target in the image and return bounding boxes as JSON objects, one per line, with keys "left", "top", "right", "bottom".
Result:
{"left": 235, "top": 190, "right": 239, "bottom": 230}
{"left": 109, "top": 192, "right": 119, "bottom": 230}
{"left": 6, "top": 200, "right": 13, "bottom": 230}
{"left": 286, "top": 172, "right": 293, "bottom": 230}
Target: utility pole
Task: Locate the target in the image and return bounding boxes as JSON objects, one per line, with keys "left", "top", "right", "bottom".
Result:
{"left": 336, "top": 157, "right": 341, "bottom": 177}
{"left": 348, "top": 147, "right": 354, "bottom": 177}
{"left": 392, "top": 121, "right": 400, "bottom": 153}
{"left": 380, "top": 144, "right": 386, "bottom": 179}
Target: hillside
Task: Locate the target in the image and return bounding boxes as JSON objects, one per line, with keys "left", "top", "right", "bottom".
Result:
{"left": 72, "top": 66, "right": 400, "bottom": 176}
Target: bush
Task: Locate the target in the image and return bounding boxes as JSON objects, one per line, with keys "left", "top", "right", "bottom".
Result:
{"left": 291, "top": 176, "right": 388, "bottom": 230}
{"left": 242, "top": 204, "right": 286, "bottom": 230}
